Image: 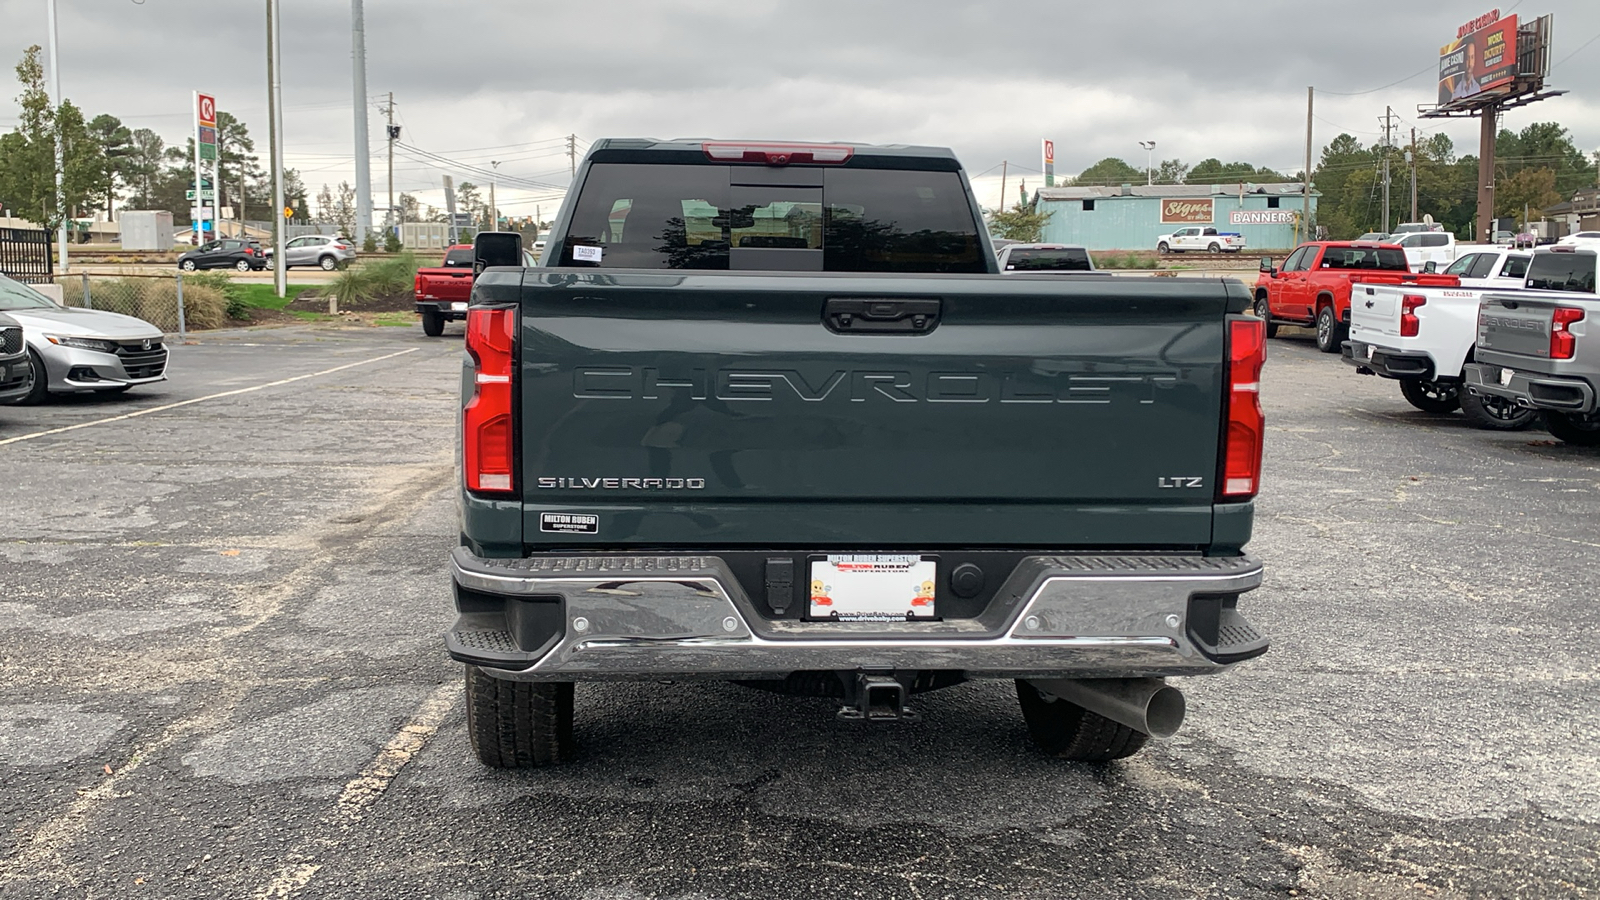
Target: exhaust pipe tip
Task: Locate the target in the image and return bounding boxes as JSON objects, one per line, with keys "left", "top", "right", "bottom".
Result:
{"left": 1143, "top": 685, "right": 1186, "bottom": 739}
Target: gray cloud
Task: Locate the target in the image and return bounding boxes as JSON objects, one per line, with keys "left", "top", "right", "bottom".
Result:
{"left": 3, "top": 0, "right": 1598, "bottom": 213}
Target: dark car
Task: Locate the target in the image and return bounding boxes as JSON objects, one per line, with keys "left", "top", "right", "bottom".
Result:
{"left": 178, "top": 238, "right": 266, "bottom": 272}
{"left": 0, "top": 312, "right": 33, "bottom": 404}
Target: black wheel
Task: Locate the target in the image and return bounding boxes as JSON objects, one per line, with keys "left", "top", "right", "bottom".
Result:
{"left": 1542, "top": 410, "right": 1600, "bottom": 446}
{"left": 234, "top": 259, "right": 251, "bottom": 272}
{"left": 1459, "top": 390, "right": 1536, "bottom": 430}
{"left": 18, "top": 349, "right": 50, "bottom": 405}
{"left": 180, "top": 259, "right": 197, "bottom": 272}
{"left": 1314, "top": 305, "right": 1346, "bottom": 353}
{"left": 1253, "top": 293, "right": 1278, "bottom": 338}
{"left": 465, "top": 665, "right": 574, "bottom": 768}
{"left": 1015, "top": 680, "right": 1147, "bottom": 762}
{"left": 1399, "top": 379, "right": 1461, "bottom": 413}
{"left": 1156, "top": 242, "right": 1170, "bottom": 255}
{"left": 421, "top": 308, "right": 446, "bottom": 337}
{"left": 1207, "top": 242, "right": 1220, "bottom": 253}
{"left": 319, "top": 255, "right": 338, "bottom": 271}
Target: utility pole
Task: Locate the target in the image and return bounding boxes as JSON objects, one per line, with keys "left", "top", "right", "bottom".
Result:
{"left": 1409, "top": 127, "right": 1418, "bottom": 224}
{"left": 385, "top": 92, "right": 395, "bottom": 235}
{"left": 351, "top": 0, "right": 372, "bottom": 243}
{"left": 45, "top": 0, "right": 67, "bottom": 271}
{"left": 267, "top": 0, "right": 286, "bottom": 298}
{"left": 489, "top": 161, "right": 499, "bottom": 232}
{"left": 1380, "top": 106, "right": 1394, "bottom": 232}
{"left": 1302, "top": 87, "right": 1313, "bottom": 244}
{"left": 567, "top": 134, "right": 577, "bottom": 178}
{"left": 998, "top": 160, "right": 1008, "bottom": 213}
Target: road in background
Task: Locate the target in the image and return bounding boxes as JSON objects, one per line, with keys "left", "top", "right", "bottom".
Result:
{"left": 0, "top": 324, "right": 1596, "bottom": 898}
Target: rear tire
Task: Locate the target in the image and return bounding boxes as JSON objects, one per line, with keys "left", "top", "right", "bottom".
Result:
{"left": 1315, "top": 305, "right": 1346, "bottom": 353}
{"left": 1459, "top": 390, "right": 1536, "bottom": 430}
{"left": 421, "top": 308, "right": 445, "bottom": 336}
{"left": 1399, "top": 378, "right": 1461, "bottom": 413}
{"left": 1542, "top": 410, "right": 1600, "bottom": 446}
{"left": 234, "top": 259, "right": 251, "bottom": 272}
{"left": 1207, "top": 242, "right": 1220, "bottom": 253}
{"left": 465, "top": 665, "right": 574, "bottom": 768}
{"left": 1254, "top": 294, "right": 1278, "bottom": 338}
{"left": 319, "top": 255, "right": 338, "bottom": 271}
{"left": 1016, "top": 680, "right": 1148, "bottom": 762}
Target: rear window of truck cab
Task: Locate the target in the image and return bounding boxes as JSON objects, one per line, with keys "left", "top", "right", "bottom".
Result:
{"left": 443, "top": 248, "right": 474, "bottom": 267}
{"left": 557, "top": 162, "right": 984, "bottom": 273}
{"left": 1317, "top": 247, "right": 1409, "bottom": 270}
{"left": 1527, "top": 252, "right": 1598, "bottom": 293}
{"left": 1005, "top": 248, "right": 1092, "bottom": 271}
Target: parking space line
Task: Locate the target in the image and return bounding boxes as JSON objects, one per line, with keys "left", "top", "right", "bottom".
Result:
{"left": 252, "top": 683, "right": 459, "bottom": 899}
{"left": 0, "top": 348, "right": 421, "bottom": 447}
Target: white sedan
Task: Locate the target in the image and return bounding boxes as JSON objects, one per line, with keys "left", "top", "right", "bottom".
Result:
{"left": 0, "top": 274, "right": 168, "bottom": 404}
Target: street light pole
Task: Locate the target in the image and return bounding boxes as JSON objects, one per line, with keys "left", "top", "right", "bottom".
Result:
{"left": 351, "top": 0, "right": 372, "bottom": 244}
{"left": 267, "top": 0, "right": 286, "bottom": 298}
{"left": 45, "top": 0, "right": 67, "bottom": 272}
{"left": 1138, "top": 140, "right": 1156, "bottom": 186}
{"left": 489, "top": 161, "right": 499, "bottom": 232}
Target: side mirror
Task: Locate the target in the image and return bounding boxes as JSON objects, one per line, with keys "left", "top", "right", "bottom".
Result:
{"left": 473, "top": 231, "right": 524, "bottom": 278}
{"left": 1259, "top": 257, "right": 1275, "bottom": 274}
{"left": 1423, "top": 261, "right": 1438, "bottom": 273}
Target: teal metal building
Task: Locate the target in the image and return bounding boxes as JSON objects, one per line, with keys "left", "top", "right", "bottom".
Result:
{"left": 1031, "top": 183, "right": 1319, "bottom": 252}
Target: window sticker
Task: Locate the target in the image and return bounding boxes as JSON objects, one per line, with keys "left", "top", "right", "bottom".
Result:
{"left": 572, "top": 245, "right": 603, "bottom": 263}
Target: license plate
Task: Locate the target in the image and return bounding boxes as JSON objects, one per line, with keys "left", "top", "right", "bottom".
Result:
{"left": 450, "top": 301, "right": 468, "bottom": 311}
{"left": 1500, "top": 367, "right": 1515, "bottom": 386}
{"left": 809, "top": 555, "right": 937, "bottom": 622}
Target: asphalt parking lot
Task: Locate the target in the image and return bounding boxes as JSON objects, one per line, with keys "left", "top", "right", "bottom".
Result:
{"left": 1, "top": 318, "right": 1597, "bottom": 899}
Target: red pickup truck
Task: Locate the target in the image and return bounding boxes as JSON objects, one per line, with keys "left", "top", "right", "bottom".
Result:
{"left": 1254, "top": 242, "right": 1458, "bottom": 352}
{"left": 414, "top": 245, "right": 477, "bottom": 336}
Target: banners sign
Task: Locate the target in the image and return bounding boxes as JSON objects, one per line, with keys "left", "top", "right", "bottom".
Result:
{"left": 1229, "top": 209, "right": 1297, "bottom": 225}
{"left": 1161, "top": 198, "right": 1214, "bottom": 224}
{"left": 1438, "top": 11, "right": 1518, "bottom": 106}
{"left": 1043, "top": 139, "right": 1056, "bottom": 188}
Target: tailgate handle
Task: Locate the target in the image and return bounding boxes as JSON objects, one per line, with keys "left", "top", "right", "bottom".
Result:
{"left": 824, "top": 298, "right": 942, "bottom": 335}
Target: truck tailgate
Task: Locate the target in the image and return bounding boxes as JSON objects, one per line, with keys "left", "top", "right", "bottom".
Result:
{"left": 518, "top": 270, "right": 1242, "bottom": 547}
{"left": 1478, "top": 293, "right": 1565, "bottom": 359}
{"left": 417, "top": 268, "right": 473, "bottom": 300}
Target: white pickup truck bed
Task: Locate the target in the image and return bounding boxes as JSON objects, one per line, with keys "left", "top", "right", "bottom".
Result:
{"left": 1343, "top": 277, "right": 1538, "bottom": 429}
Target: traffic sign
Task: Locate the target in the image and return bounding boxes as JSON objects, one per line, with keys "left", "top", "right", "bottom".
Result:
{"left": 283, "top": 207, "right": 295, "bottom": 219}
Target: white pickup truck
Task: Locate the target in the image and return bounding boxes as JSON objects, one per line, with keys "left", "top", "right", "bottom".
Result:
{"left": 1342, "top": 246, "right": 1538, "bottom": 429}
{"left": 1156, "top": 226, "right": 1245, "bottom": 254}
{"left": 1393, "top": 231, "right": 1458, "bottom": 272}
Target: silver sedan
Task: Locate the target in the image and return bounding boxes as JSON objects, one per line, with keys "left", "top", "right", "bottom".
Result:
{"left": 0, "top": 274, "right": 168, "bottom": 404}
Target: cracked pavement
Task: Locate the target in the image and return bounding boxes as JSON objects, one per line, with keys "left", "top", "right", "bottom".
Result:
{"left": 0, "top": 320, "right": 1596, "bottom": 899}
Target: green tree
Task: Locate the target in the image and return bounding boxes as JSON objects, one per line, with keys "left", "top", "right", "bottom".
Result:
{"left": 987, "top": 201, "right": 1050, "bottom": 242}
{"left": 1154, "top": 159, "right": 1189, "bottom": 184}
{"left": 1187, "top": 159, "right": 1288, "bottom": 183}
{"left": 1071, "top": 157, "right": 1143, "bottom": 186}
{"left": 87, "top": 113, "right": 132, "bottom": 219}
{"left": 0, "top": 45, "right": 102, "bottom": 229}
{"left": 122, "top": 127, "right": 165, "bottom": 209}
{"left": 1496, "top": 167, "right": 1561, "bottom": 222}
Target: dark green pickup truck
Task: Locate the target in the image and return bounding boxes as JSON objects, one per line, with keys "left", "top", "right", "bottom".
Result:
{"left": 447, "top": 139, "right": 1269, "bottom": 767}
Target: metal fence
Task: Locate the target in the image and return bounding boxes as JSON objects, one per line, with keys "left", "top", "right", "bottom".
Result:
{"left": 44, "top": 271, "right": 235, "bottom": 338}
{"left": 1, "top": 226, "right": 53, "bottom": 284}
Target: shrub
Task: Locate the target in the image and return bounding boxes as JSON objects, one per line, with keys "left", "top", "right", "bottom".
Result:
{"left": 362, "top": 232, "right": 379, "bottom": 253}
{"left": 180, "top": 270, "right": 249, "bottom": 319}
{"left": 327, "top": 251, "right": 421, "bottom": 308}
{"left": 383, "top": 230, "right": 402, "bottom": 253}
{"left": 85, "top": 277, "right": 227, "bottom": 332}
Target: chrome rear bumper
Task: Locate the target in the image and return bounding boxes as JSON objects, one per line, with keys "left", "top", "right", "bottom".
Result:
{"left": 447, "top": 549, "right": 1266, "bottom": 682}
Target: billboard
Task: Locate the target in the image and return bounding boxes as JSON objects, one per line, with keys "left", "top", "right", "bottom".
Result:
{"left": 1438, "top": 10, "right": 1518, "bottom": 106}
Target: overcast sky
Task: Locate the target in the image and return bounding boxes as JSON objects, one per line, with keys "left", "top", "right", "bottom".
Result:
{"left": 2, "top": 0, "right": 1599, "bottom": 218}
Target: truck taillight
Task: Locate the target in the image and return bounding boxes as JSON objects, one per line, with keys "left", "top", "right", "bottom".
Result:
{"left": 1400, "top": 294, "right": 1426, "bottom": 337}
{"left": 1220, "top": 317, "right": 1265, "bottom": 500}
{"left": 414, "top": 273, "right": 423, "bottom": 295}
{"left": 1551, "top": 306, "right": 1584, "bottom": 360}
{"left": 463, "top": 306, "right": 517, "bottom": 494}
